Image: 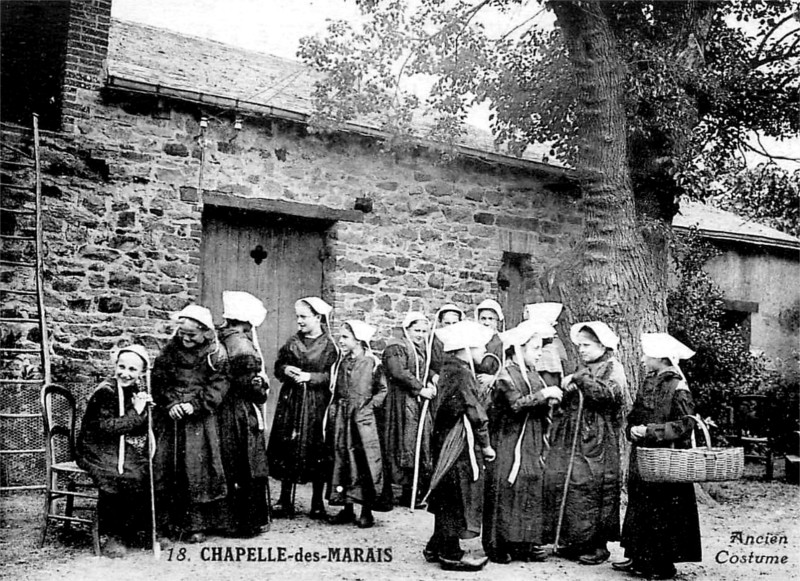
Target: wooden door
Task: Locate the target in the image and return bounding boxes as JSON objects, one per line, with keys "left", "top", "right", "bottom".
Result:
{"left": 498, "top": 252, "right": 527, "bottom": 328}
{"left": 200, "top": 206, "right": 326, "bottom": 433}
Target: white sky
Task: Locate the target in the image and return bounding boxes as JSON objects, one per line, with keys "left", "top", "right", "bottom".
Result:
{"left": 112, "top": 0, "right": 797, "bottom": 169}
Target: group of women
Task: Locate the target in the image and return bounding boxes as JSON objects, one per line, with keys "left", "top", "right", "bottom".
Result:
{"left": 76, "top": 292, "right": 702, "bottom": 580}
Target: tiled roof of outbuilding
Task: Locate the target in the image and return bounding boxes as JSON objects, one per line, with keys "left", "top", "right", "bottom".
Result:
{"left": 106, "top": 19, "right": 566, "bottom": 176}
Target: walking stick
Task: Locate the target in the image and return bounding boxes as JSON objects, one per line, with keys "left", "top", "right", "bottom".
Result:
{"left": 145, "top": 368, "right": 161, "bottom": 559}
{"left": 553, "top": 388, "right": 584, "bottom": 555}
{"left": 290, "top": 381, "right": 308, "bottom": 513}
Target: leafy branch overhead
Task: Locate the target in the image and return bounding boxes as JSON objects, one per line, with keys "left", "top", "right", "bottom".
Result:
{"left": 298, "top": 0, "right": 799, "bottom": 221}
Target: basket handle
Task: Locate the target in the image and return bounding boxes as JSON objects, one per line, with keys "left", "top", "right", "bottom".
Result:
{"left": 687, "top": 414, "right": 712, "bottom": 450}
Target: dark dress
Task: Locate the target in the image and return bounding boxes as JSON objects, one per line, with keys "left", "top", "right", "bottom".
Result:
{"left": 217, "top": 326, "right": 270, "bottom": 534}
{"left": 543, "top": 353, "right": 628, "bottom": 550}
{"left": 77, "top": 379, "right": 150, "bottom": 542}
{"left": 622, "top": 368, "right": 702, "bottom": 567}
{"left": 151, "top": 337, "right": 230, "bottom": 535}
{"left": 426, "top": 356, "right": 491, "bottom": 560}
{"left": 483, "top": 363, "right": 552, "bottom": 559}
{"left": 382, "top": 337, "right": 432, "bottom": 496}
{"left": 326, "top": 353, "right": 391, "bottom": 509}
{"left": 268, "top": 332, "right": 338, "bottom": 483}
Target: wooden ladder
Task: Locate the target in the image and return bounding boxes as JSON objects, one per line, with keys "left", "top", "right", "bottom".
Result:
{"left": 0, "top": 114, "right": 51, "bottom": 491}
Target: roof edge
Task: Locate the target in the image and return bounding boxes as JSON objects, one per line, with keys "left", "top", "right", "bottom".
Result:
{"left": 105, "top": 73, "right": 578, "bottom": 181}
{"left": 673, "top": 223, "right": 800, "bottom": 252}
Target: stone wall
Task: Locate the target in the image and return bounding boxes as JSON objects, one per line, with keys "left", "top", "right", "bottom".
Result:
{"left": 2, "top": 90, "right": 582, "bottom": 394}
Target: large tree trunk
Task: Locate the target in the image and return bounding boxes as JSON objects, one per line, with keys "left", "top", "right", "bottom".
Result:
{"left": 546, "top": 1, "right": 669, "bottom": 398}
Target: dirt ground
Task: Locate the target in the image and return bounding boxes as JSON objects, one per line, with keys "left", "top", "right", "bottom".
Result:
{"left": 1, "top": 464, "right": 798, "bottom": 581}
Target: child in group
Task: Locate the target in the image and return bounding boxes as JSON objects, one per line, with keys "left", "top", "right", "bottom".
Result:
{"left": 216, "top": 291, "right": 271, "bottom": 537}
{"left": 269, "top": 297, "right": 339, "bottom": 519}
{"left": 483, "top": 319, "right": 562, "bottom": 564}
{"left": 424, "top": 320, "right": 496, "bottom": 573}
{"left": 77, "top": 345, "right": 153, "bottom": 557}
{"left": 544, "top": 321, "right": 629, "bottom": 565}
{"left": 326, "top": 320, "right": 390, "bottom": 528}
{"left": 382, "top": 311, "right": 435, "bottom": 507}
{"left": 613, "top": 332, "right": 701, "bottom": 580}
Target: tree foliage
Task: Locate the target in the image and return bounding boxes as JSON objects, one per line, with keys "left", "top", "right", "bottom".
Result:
{"left": 709, "top": 163, "right": 800, "bottom": 237}
{"left": 298, "top": 1, "right": 799, "bottom": 389}
{"left": 667, "top": 229, "right": 764, "bottom": 424}
{"left": 299, "top": 1, "right": 799, "bottom": 220}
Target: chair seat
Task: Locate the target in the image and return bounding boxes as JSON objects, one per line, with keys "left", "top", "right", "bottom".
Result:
{"left": 51, "top": 461, "right": 86, "bottom": 473}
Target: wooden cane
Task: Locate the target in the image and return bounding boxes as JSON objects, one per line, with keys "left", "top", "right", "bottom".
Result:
{"left": 145, "top": 368, "right": 161, "bottom": 559}
{"left": 553, "top": 388, "right": 583, "bottom": 555}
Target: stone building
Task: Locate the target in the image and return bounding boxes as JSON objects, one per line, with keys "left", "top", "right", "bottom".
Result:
{"left": 1, "top": 1, "right": 580, "bottom": 405}
{"left": 674, "top": 202, "right": 800, "bottom": 378}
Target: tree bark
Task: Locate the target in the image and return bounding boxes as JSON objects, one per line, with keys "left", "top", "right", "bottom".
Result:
{"left": 546, "top": 1, "right": 669, "bottom": 397}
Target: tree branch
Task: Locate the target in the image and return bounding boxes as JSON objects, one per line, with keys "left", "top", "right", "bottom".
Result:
{"left": 743, "top": 136, "right": 800, "bottom": 163}
{"left": 753, "top": 12, "right": 797, "bottom": 63}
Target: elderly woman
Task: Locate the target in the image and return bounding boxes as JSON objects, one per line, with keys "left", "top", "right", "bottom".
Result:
{"left": 483, "top": 320, "right": 562, "bottom": 564}
{"left": 268, "top": 297, "right": 338, "bottom": 519}
{"left": 326, "top": 320, "right": 389, "bottom": 529}
{"left": 544, "top": 321, "right": 630, "bottom": 565}
{"left": 151, "top": 305, "right": 229, "bottom": 544}
{"left": 77, "top": 345, "right": 153, "bottom": 558}
{"left": 217, "top": 291, "right": 271, "bottom": 537}
{"left": 613, "top": 333, "right": 701, "bottom": 580}
{"left": 382, "top": 311, "right": 435, "bottom": 507}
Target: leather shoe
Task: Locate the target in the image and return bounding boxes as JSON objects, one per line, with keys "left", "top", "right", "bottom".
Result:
{"left": 579, "top": 547, "right": 610, "bottom": 565}
{"left": 612, "top": 558, "right": 645, "bottom": 573}
{"left": 187, "top": 532, "right": 206, "bottom": 544}
{"left": 309, "top": 506, "right": 328, "bottom": 520}
{"left": 328, "top": 509, "right": 356, "bottom": 525}
{"left": 439, "top": 554, "right": 489, "bottom": 572}
{"left": 271, "top": 502, "right": 295, "bottom": 519}
{"left": 356, "top": 515, "right": 374, "bottom": 529}
{"left": 487, "top": 551, "right": 512, "bottom": 564}
{"left": 423, "top": 548, "right": 440, "bottom": 563}
{"left": 523, "top": 546, "right": 548, "bottom": 562}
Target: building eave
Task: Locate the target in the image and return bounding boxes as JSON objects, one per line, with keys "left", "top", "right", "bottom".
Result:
{"left": 105, "top": 73, "right": 579, "bottom": 183}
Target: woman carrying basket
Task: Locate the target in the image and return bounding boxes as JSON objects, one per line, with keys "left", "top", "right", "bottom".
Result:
{"left": 613, "top": 332, "right": 701, "bottom": 580}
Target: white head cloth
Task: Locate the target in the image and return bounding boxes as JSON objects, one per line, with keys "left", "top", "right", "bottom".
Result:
{"left": 436, "top": 320, "right": 494, "bottom": 353}
{"left": 570, "top": 321, "right": 620, "bottom": 351}
{"left": 223, "top": 291, "right": 267, "bottom": 327}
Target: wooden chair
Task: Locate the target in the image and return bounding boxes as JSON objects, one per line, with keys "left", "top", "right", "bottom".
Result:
{"left": 729, "top": 394, "right": 774, "bottom": 481}
{"left": 39, "top": 384, "right": 100, "bottom": 555}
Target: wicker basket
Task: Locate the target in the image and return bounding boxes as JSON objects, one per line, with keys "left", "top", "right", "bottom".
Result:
{"left": 635, "top": 415, "right": 744, "bottom": 483}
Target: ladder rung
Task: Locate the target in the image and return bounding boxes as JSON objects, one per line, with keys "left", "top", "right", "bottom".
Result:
{"left": 0, "top": 235, "right": 35, "bottom": 241}
{"left": 0, "top": 159, "right": 34, "bottom": 169}
{"left": 0, "top": 182, "right": 33, "bottom": 191}
{"left": 0, "top": 484, "right": 45, "bottom": 491}
{"left": 0, "top": 207, "right": 36, "bottom": 215}
{"left": 0, "top": 143, "right": 33, "bottom": 159}
{"left": 0, "top": 412, "right": 40, "bottom": 419}
{"left": 0, "top": 448, "right": 44, "bottom": 454}
{"left": 0, "top": 378, "right": 44, "bottom": 384}
{"left": 0, "top": 348, "right": 41, "bottom": 354}
{"left": 47, "top": 514, "right": 95, "bottom": 524}
{"left": 0, "top": 261, "right": 36, "bottom": 268}
{"left": 0, "top": 317, "right": 39, "bottom": 323}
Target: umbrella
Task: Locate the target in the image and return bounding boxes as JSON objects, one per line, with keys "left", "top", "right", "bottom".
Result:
{"left": 421, "top": 416, "right": 479, "bottom": 504}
